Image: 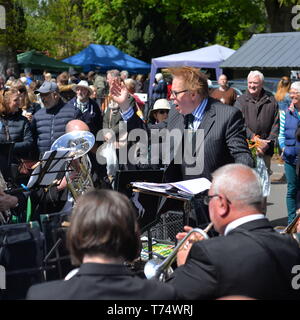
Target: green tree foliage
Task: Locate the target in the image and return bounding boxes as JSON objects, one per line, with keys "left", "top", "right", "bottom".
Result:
{"left": 83, "top": 0, "right": 268, "bottom": 62}
{"left": 0, "top": 0, "right": 26, "bottom": 49}
{"left": 182, "top": 0, "right": 266, "bottom": 49}
{"left": 16, "top": 0, "right": 93, "bottom": 59}
{"left": 5, "top": 0, "right": 299, "bottom": 65}
{"left": 0, "top": 0, "right": 27, "bottom": 75}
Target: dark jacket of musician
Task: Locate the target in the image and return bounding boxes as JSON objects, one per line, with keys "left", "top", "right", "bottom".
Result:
{"left": 168, "top": 218, "right": 300, "bottom": 300}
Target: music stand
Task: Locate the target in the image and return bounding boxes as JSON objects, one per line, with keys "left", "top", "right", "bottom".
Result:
{"left": 114, "top": 169, "right": 164, "bottom": 259}
{"left": 40, "top": 211, "right": 72, "bottom": 280}
{"left": 114, "top": 169, "right": 165, "bottom": 230}
{"left": 133, "top": 187, "right": 211, "bottom": 231}
{"left": 27, "top": 149, "right": 73, "bottom": 190}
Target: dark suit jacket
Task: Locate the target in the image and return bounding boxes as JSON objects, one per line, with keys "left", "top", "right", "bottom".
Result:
{"left": 26, "top": 263, "right": 176, "bottom": 300}
{"left": 168, "top": 218, "right": 300, "bottom": 300}
{"left": 156, "top": 98, "right": 253, "bottom": 222}
{"left": 163, "top": 97, "right": 254, "bottom": 182}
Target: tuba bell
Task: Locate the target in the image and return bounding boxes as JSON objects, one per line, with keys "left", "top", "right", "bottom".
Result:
{"left": 50, "top": 130, "right": 95, "bottom": 200}
{"left": 144, "top": 222, "right": 213, "bottom": 281}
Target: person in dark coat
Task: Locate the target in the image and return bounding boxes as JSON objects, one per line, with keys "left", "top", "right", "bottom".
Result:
{"left": 65, "top": 80, "right": 103, "bottom": 137}
{"left": 168, "top": 164, "right": 300, "bottom": 300}
{"left": 31, "top": 81, "right": 82, "bottom": 157}
{"left": 26, "top": 189, "right": 177, "bottom": 300}
{"left": 234, "top": 70, "right": 279, "bottom": 175}
{"left": 0, "top": 88, "right": 34, "bottom": 163}
{"left": 110, "top": 67, "right": 253, "bottom": 228}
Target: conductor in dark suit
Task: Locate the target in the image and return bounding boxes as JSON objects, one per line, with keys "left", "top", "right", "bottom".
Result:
{"left": 109, "top": 67, "right": 253, "bottom": 227}
{"left": 159, "top": 67, "right": 253, "bottom": 226}
{"left": 26, "top": 189, "right": 176, "bottom": 300}
{"left": 164, "top": 67, "right": 253, "bottom": 181}
{"left": 168, "top": 164, "right": 300, "bottom": 300}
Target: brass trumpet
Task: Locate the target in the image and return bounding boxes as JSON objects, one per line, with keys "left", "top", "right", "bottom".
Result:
{"left": 275, "top": 213, "right": 300, "bottom": 246}
{"left": 144, "top": 222, "right": 213, "bottom": 281}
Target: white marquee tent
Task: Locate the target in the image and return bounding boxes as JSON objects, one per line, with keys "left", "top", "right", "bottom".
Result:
{"left": 149, "top": 44, "right": 235, "bottom": 97}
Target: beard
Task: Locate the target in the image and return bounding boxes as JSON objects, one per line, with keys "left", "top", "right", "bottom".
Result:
{"left": 77, "top": 94, "right": 89, "bottom": 102}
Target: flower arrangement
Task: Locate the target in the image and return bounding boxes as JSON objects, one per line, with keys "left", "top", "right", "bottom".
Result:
{"left": 247, "top": 135, "right": 263, "bottom": 165}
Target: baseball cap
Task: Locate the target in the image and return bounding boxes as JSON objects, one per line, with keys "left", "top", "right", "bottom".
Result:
{"left": 35, "top": 81, "right": 58, "bottom": 94}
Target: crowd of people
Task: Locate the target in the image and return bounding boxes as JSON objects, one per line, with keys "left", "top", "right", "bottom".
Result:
{"left": 0, "top": 65, "right": 300, "bottom": 300}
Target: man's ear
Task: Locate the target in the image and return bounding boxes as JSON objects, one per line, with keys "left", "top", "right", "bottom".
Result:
{"left": 191, "top": 91, "right": 196, "bottom": 98}
{"left": 218, "top": 194, "right": 230, "bottom": 217}
{"left": 190, "top": 91, "right": 198, "bottom": 103}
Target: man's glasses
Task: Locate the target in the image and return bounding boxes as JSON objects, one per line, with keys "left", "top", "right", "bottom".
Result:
{"left": 203, "top": 194, "right": 232, "bottom": 206}
{"left": 170, "top": 89, "right": 188, "bottom": 98}
{"left": 203, "top": 194, "right": 220, "bottom": 205}
{"left": 157, "top": 110, "right": 169, "bottom": 115}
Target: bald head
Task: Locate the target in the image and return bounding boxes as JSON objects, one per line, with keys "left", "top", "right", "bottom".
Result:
{"left": 66, "top": 120, "right": 90, "bottom": 133}
{"left": 211, "top": 164, "right": 263, "bottom": 209}
{"left": 208, "top": 164, "right": 264, "bottom": 234}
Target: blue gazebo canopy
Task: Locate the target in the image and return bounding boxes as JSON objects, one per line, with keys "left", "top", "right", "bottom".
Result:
{"left": 62, "top": 44, "right": 151, "bottom": 74}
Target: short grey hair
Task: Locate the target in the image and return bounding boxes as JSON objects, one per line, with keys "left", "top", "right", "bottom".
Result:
{"left": 155, "top": 73, "right": 163, "bottom": 82}
{"left": 211, "top": 164, "right": 263, "bottom": 208}
{"left": 247, "top": 70, "right": 264, "bottom": 83}
{"left": 291, "top": 81, "right": 300, "bottom": 92}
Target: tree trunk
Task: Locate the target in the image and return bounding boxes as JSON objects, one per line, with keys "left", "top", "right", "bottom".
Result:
{"left": 264, "top": 0, "right": 295, "bottom": 32}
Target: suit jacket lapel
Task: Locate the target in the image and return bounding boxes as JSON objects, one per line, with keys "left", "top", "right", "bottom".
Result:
{"left": 166, "top": 99, "right": 217, "bottom": 163}
{"left": 167, "top": 106, "right": 184, "bottom": 162}
{"left": 192, "top": 98, "right": 216, "bottom": 157}
{"left": 198, "top": 98, "right": 216, "bottom": 138}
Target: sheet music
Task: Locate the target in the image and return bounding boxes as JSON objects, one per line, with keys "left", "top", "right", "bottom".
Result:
{"left": 131, "top": 177, "right": 211, "bottom": 195}
{"left": 27, "top": 149, "right": 72, "bottom": 188}
{"left": 170, "top": 178, "right": 211, "bottom": 195}
{"left": 131, "top": 182, "right": 173, "bottom": 194}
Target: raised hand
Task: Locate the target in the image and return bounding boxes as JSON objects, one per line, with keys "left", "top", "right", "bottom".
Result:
{"left": 110, "top": 78, "right": 131, "bottom": 111}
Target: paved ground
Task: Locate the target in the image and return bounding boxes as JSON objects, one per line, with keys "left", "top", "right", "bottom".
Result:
{"left": 268, "top": 158, "right": 288, "bottom": 227}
